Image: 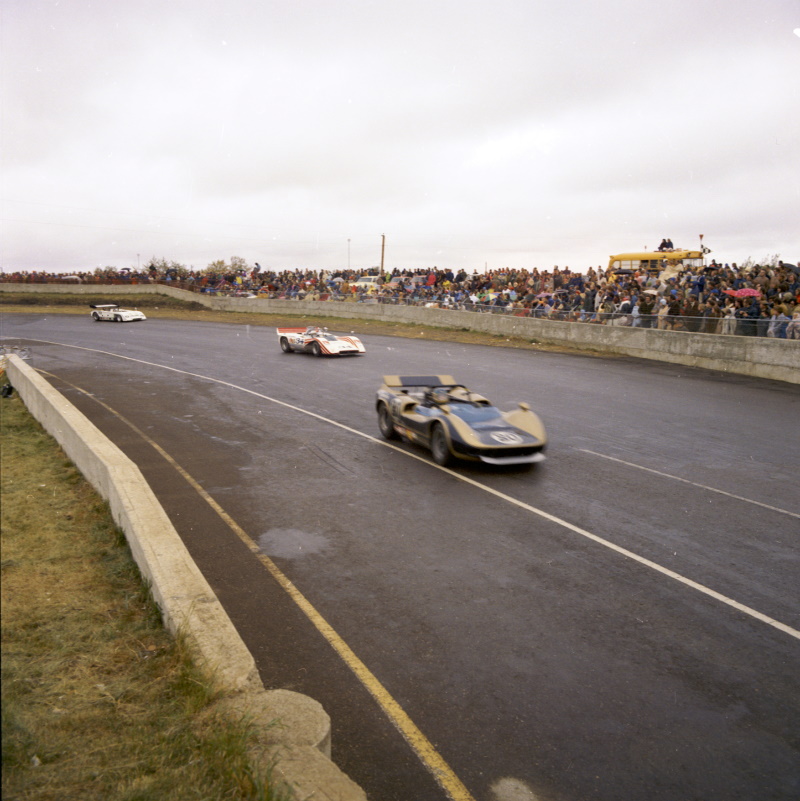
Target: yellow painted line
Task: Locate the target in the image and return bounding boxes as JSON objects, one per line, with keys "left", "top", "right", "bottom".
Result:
{"left": 37, "top": 369, "right": 476, "bottom": 801}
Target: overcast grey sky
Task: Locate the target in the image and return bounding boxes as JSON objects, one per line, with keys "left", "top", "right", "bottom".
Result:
{"left": 2, "top": 0, "right": 799, "bottom": 274}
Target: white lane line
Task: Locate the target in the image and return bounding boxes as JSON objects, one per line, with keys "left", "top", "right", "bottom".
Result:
{"left": 578, "top": 449, "right": 800, "bottom": 519}
{"left": 24, "top": 338, "right": 800, "bottom": 642}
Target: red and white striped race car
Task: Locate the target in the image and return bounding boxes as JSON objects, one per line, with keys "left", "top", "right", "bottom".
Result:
{"left": 276, "top": 326, "right": 365, "bottom": 356}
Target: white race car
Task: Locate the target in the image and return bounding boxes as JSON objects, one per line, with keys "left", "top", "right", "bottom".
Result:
{"left": 277, "top": 326, "right": 365, "bottom": 356}
{"left": 90, "top": 304, "right": 147, "bottom": 322}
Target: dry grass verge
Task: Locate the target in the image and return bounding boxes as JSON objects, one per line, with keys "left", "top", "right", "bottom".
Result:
{"left": 1, "top": 393, "right": 286, "bottom": 801}
{"left": 0, "top": 292, "right": 206, "bottom": 311}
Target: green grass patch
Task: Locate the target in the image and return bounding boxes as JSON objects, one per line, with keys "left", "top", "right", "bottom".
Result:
{"left": 0, "top": 394, "right": 286, "bottom": 800}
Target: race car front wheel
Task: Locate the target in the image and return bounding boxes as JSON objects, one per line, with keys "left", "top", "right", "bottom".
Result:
{"left": 311, "top": 342, "right": 323, "bottom": 357}
{"left": 280, "top": 337, "right": 292, "bottom": 353}
{"left": 378, "top": 403, "right": 398, "bottom": 440}
{"left": 430, "top": 424, "right": 452, "bottom": 466}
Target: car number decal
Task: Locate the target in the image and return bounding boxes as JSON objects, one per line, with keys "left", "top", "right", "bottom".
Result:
{"left": 490, "top": 431, "right": 523, "bottom": 444}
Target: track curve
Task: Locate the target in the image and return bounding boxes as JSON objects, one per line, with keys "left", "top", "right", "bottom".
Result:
{"left": 3, "top": 313, "right": 799, "bottom": 801}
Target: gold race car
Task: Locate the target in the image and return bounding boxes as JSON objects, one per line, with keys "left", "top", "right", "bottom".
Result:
{"left": 376, "top": 375, "right": 547, "bottom": 467}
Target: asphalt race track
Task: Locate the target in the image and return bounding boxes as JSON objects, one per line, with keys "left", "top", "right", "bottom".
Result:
{"left": 3, "top": 312, "right": 799, "bottom": 801}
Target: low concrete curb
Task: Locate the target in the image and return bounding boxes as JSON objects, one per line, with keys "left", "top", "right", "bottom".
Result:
{"left": 4, "top": 354, "right": 367, "bottom": 801}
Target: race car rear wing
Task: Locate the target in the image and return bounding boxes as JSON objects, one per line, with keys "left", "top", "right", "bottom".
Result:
{"left": 276, "top": 327, "right": 308, "bottom": 335}
{"left": 89, "top": 304, "right": 120, "bottom": 309}
{"left": 383, "top": 375, "right": 457, "bottom": 388}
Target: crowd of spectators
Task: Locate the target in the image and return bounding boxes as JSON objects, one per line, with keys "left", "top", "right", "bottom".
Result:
{"left": 4, "top": 254, "right": 800, "bottom": 339}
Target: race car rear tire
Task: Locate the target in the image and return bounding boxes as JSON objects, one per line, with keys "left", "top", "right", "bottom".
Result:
{"left": 92, "top": 312, "right": 100, "bottom": 321}
{"left": 430, "top": 424, "right": 452, "bottom": 466}
{"left": 280, "top": 337, "right": 292, "bottom": 353}
{"left": 311, "top": 342, "right": 323, "bottom": 357}
{"left": 114, "top": 315, "right": 122, "bottom": 322}
{"left": 378, "top": 403, "right": 398, "bottom": 440}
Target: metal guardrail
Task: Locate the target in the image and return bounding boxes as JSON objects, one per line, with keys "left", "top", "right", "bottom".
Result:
{"left": 205, "top": 292, "right": 793, "bottom": 339}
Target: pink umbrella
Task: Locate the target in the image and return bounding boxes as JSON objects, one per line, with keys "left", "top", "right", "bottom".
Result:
{"left": 735, "top": 287, "right": 761, "bottom": 297}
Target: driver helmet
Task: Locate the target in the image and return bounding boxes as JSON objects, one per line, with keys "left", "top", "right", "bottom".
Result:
{"left": 431, "top": 388, "right": 450, "bottom": 404}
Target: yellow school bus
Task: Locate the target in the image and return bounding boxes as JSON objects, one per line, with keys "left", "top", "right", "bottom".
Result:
{"left": 608, "top": 249, "right": 707, "bottom": 276}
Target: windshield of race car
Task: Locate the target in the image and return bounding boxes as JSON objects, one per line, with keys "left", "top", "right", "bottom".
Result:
{"left": 446, "top": 404, "right": 503, "bottom": 424}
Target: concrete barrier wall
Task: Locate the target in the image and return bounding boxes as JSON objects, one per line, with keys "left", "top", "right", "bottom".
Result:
{"left": 4, "top": 353, "right": 367, "bottom": 801}
{"left": 4, "top": 282, "right": 798, "bottom": 383}
{"left": 1, "top": 282, "right": 167, "bottom": 296}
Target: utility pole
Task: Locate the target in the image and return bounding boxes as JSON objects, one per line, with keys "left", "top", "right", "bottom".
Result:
{"left": 380, "top": 234, "right": 385, "bottom": 275}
